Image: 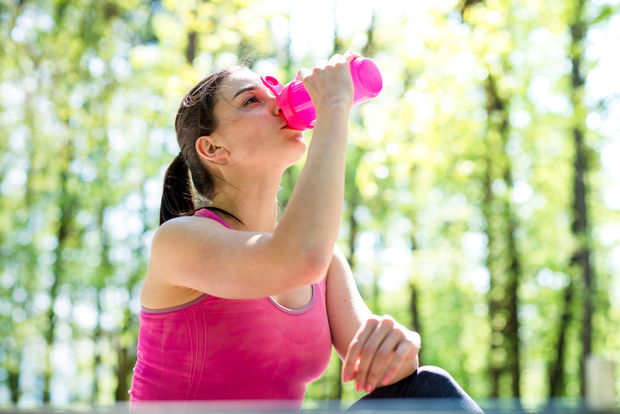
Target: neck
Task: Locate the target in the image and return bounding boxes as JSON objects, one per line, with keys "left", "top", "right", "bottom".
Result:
{"left": 210, "top": 171, "right": 282, "bottom": 233}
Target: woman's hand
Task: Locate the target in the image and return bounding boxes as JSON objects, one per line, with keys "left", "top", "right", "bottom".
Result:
{"left": 341, "top": 315, "right": 421, "bottom": 394}
{"left": 297, "top": 51, "right": 360, "bottom": 115}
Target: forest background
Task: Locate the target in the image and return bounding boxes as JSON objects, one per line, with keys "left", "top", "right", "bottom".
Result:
{"left": 0, "top": 0, "right": 619, "bottom": 409}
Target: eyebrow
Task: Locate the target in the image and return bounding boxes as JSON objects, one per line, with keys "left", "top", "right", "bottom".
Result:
{"left": 233, "top": 84, "right": 258, "bottom": 100}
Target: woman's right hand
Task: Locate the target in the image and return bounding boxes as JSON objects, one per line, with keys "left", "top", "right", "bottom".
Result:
{"left": 297, "top": 51, "right": 360, "bottom": 117}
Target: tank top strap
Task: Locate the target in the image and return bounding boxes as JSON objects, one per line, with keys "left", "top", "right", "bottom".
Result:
{"left": 194, "top": 208, "right": 233, "bottom": 229}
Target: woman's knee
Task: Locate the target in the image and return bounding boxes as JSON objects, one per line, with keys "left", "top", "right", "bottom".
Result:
{"left": 416, "top": 365, "right": 455, "bottom": 382}
{"left": 411, "top": 366, "right": 484, "bottom": 413}
{"left": 348, "top": 365, "right": 484, "bottom": 413}
{"left": 409, "top": 365, "right": 466, "bottom": 399}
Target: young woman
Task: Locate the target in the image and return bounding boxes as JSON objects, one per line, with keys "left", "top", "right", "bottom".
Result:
{"left": 129, "top": 51, "right": 482, "bottom": 412}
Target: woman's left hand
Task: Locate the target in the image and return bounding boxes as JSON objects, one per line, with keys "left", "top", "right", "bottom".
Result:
{"left": 341, "top": 314, "right": 421, "bottom": 394}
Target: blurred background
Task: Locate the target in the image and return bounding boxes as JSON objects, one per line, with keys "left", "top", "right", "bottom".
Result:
{"left": 0, "top": 0, "right": 619, "bottom": 409}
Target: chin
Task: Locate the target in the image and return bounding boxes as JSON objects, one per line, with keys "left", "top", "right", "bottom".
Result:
{"left": 283, "top": 138, "right": 307, "bottom": 165}
{"left": 285, "top": 129, "right": 305, "bottom": 144}
{"left": 294, "top": 135, "right": 307, "bottom": 153}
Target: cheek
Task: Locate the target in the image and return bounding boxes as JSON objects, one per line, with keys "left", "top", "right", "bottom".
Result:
{"left": 231, "top": 129, "right": 268, "bottom": 161}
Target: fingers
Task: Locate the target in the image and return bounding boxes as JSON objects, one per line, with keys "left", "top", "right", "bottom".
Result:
{"left": 297, "top": 50, "right": 360, "bottom": 81}
{"left": 358, "top": 316, "right": 402, "bottom": 393}
{"left": 353, "top": 316, "right": 396, "bottom": 392}
{"left": 342, "top": 315, "right": 421, "bottom": 394}
{"left": 378, "top": 331, "right": 421, "bottom": 388}
{"left": 343, "top": 50, "right": 361, "bottom": 63}
{"left": 297, "top": 56, "right": 338, "bottom": 81}
{"left": 378, "top": 340, "right": 415, "bottom": 387}
{"left": 341, "top": 316, "right": 379, "bottom": 384}
{"left": 327, "top": 54, "right": 342, "bottom": 66}
{"left": 297, "top": 67, "right": 312, "bottom": 81}
{"left": 296, "top": 50, "right": 361, "bottom": 111}
{"left": 316, "top": 54, "right": 346, "bottom": 76}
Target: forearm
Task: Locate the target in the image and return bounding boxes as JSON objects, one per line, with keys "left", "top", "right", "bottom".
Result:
{"left": 275, "top": 107, "right": 349, "bottom": 266}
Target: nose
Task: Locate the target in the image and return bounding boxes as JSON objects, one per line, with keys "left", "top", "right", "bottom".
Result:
{"left": 261, "top": 76, "right": 284, "bottom": 117}
{"left": 273, "top": 103, "right": 283, "bottom": 116}
{"left": 266, "top": 93, "right": 282, "bottom": 116}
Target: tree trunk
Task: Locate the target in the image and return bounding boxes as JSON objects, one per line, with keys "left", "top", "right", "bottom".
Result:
{"left": 483, "top": 149, "right": 500, "bottom": 398}
{"left": 483, "top": 72, "right": 521, "bottom": 398}
{"left": 6, "top": 352, "right": 21, "bottom": 404}
{"left": 568, "top": 0, "right": 593, "bottom": 398}
{"left": 548, "top": 280, "right": 574, "bottom": 396}
{"left": 113, "top": 193, "right": 148, "bottom": 401}
{"left": 186, "top": 30, "right": 197, "bottom": 64}
{"left": 545, "top": 0, "right": 593, "bottom": 399}
{"left": 409, "top": 279, "right": 422, "bottom": 363}
{"left": 91, "top": 201, "right": 111, "bottom": 402}
{"left": 43, "top": 145, "right": 76, "bottom": 402}
{"left": 501, "top": 109, "right": 522, "bottom": 401}
{"left": 115, "top": 346, "right": 134, "bottom": 401}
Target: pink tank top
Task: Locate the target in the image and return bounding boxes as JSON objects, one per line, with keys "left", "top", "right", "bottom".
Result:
{"left": 129, "top": 209, "right": 332, "bottom": 409}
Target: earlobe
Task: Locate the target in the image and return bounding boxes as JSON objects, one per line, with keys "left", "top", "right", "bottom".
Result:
{"left": 196, "top": 136, "right": 229, "bottom": 164}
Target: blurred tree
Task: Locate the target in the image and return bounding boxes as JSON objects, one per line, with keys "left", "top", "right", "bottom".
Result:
{"left": 548, "top": 0, "right": 608, "bottom": 398}
{"left": 459, "top": 1, "right": 525, "bottom": 398}
{"left": 566, "top": 0, "right": 593, "bottom": 399}
{"left": 481, "top": 70, "right": 522, "bottom": 398}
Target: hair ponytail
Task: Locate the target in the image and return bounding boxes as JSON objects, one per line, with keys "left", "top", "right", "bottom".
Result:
{"left": 159, "top": 153, "right": 194, "bottom": 225}
{"left": 160, "top": 64, "right": 249, "bottom": 227}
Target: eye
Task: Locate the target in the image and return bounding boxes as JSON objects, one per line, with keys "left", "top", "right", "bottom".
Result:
{"left": 243, "top": 95, "right": 260, "bottom": 106}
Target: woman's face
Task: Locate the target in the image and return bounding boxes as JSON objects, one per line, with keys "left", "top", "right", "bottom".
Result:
{"left": 208, "top": 68, "right": 306, "bottom": 171}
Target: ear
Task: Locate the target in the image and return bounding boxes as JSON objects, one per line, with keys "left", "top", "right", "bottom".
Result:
{"left": 196, "top": 135, "right": 229, "bottom": 164}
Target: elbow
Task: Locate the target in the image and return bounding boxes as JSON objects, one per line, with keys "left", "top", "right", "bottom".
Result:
{"left": 270, "top": 234, "right": 333, "bottom": 285}
{"left": 294, "top": 247, "right": 332, "bottom": 284}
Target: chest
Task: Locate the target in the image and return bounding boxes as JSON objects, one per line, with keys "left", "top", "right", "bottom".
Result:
{"left": 271, "top": 284, "right": 313, "bottom": 310}
{"left": 196, "top": 284, "right": 333, "bottom": 383}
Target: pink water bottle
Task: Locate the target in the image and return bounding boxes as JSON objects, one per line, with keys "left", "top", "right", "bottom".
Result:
{"left": 261, "top": 57, "right": 383, "bottom": 131}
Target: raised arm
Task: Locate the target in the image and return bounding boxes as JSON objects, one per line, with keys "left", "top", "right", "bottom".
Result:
{"left": 146, "top": 52, "right": 360, "bottom": 301}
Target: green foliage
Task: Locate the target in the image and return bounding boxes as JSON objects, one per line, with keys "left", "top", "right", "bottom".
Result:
{"left": 1, "top": 0, "right": 619, "bottom": 407}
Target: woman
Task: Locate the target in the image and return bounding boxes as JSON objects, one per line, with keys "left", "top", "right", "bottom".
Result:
{"left": 129, "top": 51, "right": 482, "bottom": 412}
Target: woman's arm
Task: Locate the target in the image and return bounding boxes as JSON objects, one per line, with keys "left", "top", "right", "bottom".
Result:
{"left": 148, "top": 53, "right": 360, "bottom": 301}
{"left": 326, "top": 244, "right": 421, "bottom": 394}
{"left": 275, "top": 53, "right": 356, "bottom": 268}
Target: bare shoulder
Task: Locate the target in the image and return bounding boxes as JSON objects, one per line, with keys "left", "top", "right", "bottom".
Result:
{"left": 148, "top": 214, "right": 236, "bottom": 279}
{"left": 141, "top": 215, "right": 230, "bottom": 309}
{"left": 152, "top": 214, "right": 229, "bottom": 249}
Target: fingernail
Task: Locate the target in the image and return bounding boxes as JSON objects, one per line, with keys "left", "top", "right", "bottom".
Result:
{"left": 355, "top": 382, "right": 362, "bottom": 393}
{"left": 365, "top": 384, "right": 373, "bottom": 393}
{"left": 342, "top": 373, "right": 349, "bottom": 382}
{"left": 382, "top": 375, "right": 390, "bottom": 385}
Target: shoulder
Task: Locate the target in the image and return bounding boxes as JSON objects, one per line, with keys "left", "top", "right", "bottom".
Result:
{"left": 150, "top": 214, "right": 229, "bottom": 264}
{"left": 155, "top": 212, "right": 229, "bottom": 243}
{"left": 142, "top": 214, "right": 232, "bottom": 307}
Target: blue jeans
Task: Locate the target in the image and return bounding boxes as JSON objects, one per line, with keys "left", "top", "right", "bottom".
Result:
{"left": 347, "top": 365, "right": 484, "bottom": 413}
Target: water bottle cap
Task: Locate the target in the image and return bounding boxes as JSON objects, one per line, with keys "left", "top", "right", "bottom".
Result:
{"left": 351, "top": 58, "right": 383, "bottom": 98}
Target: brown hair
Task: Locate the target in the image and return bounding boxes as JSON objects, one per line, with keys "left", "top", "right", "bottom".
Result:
{"left": 159, "top": 66, "right": 245, "bottom": 226}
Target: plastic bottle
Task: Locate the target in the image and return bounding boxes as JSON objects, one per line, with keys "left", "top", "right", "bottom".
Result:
{"left": 261, "top": 57, "right": 383, "bottom": 131}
